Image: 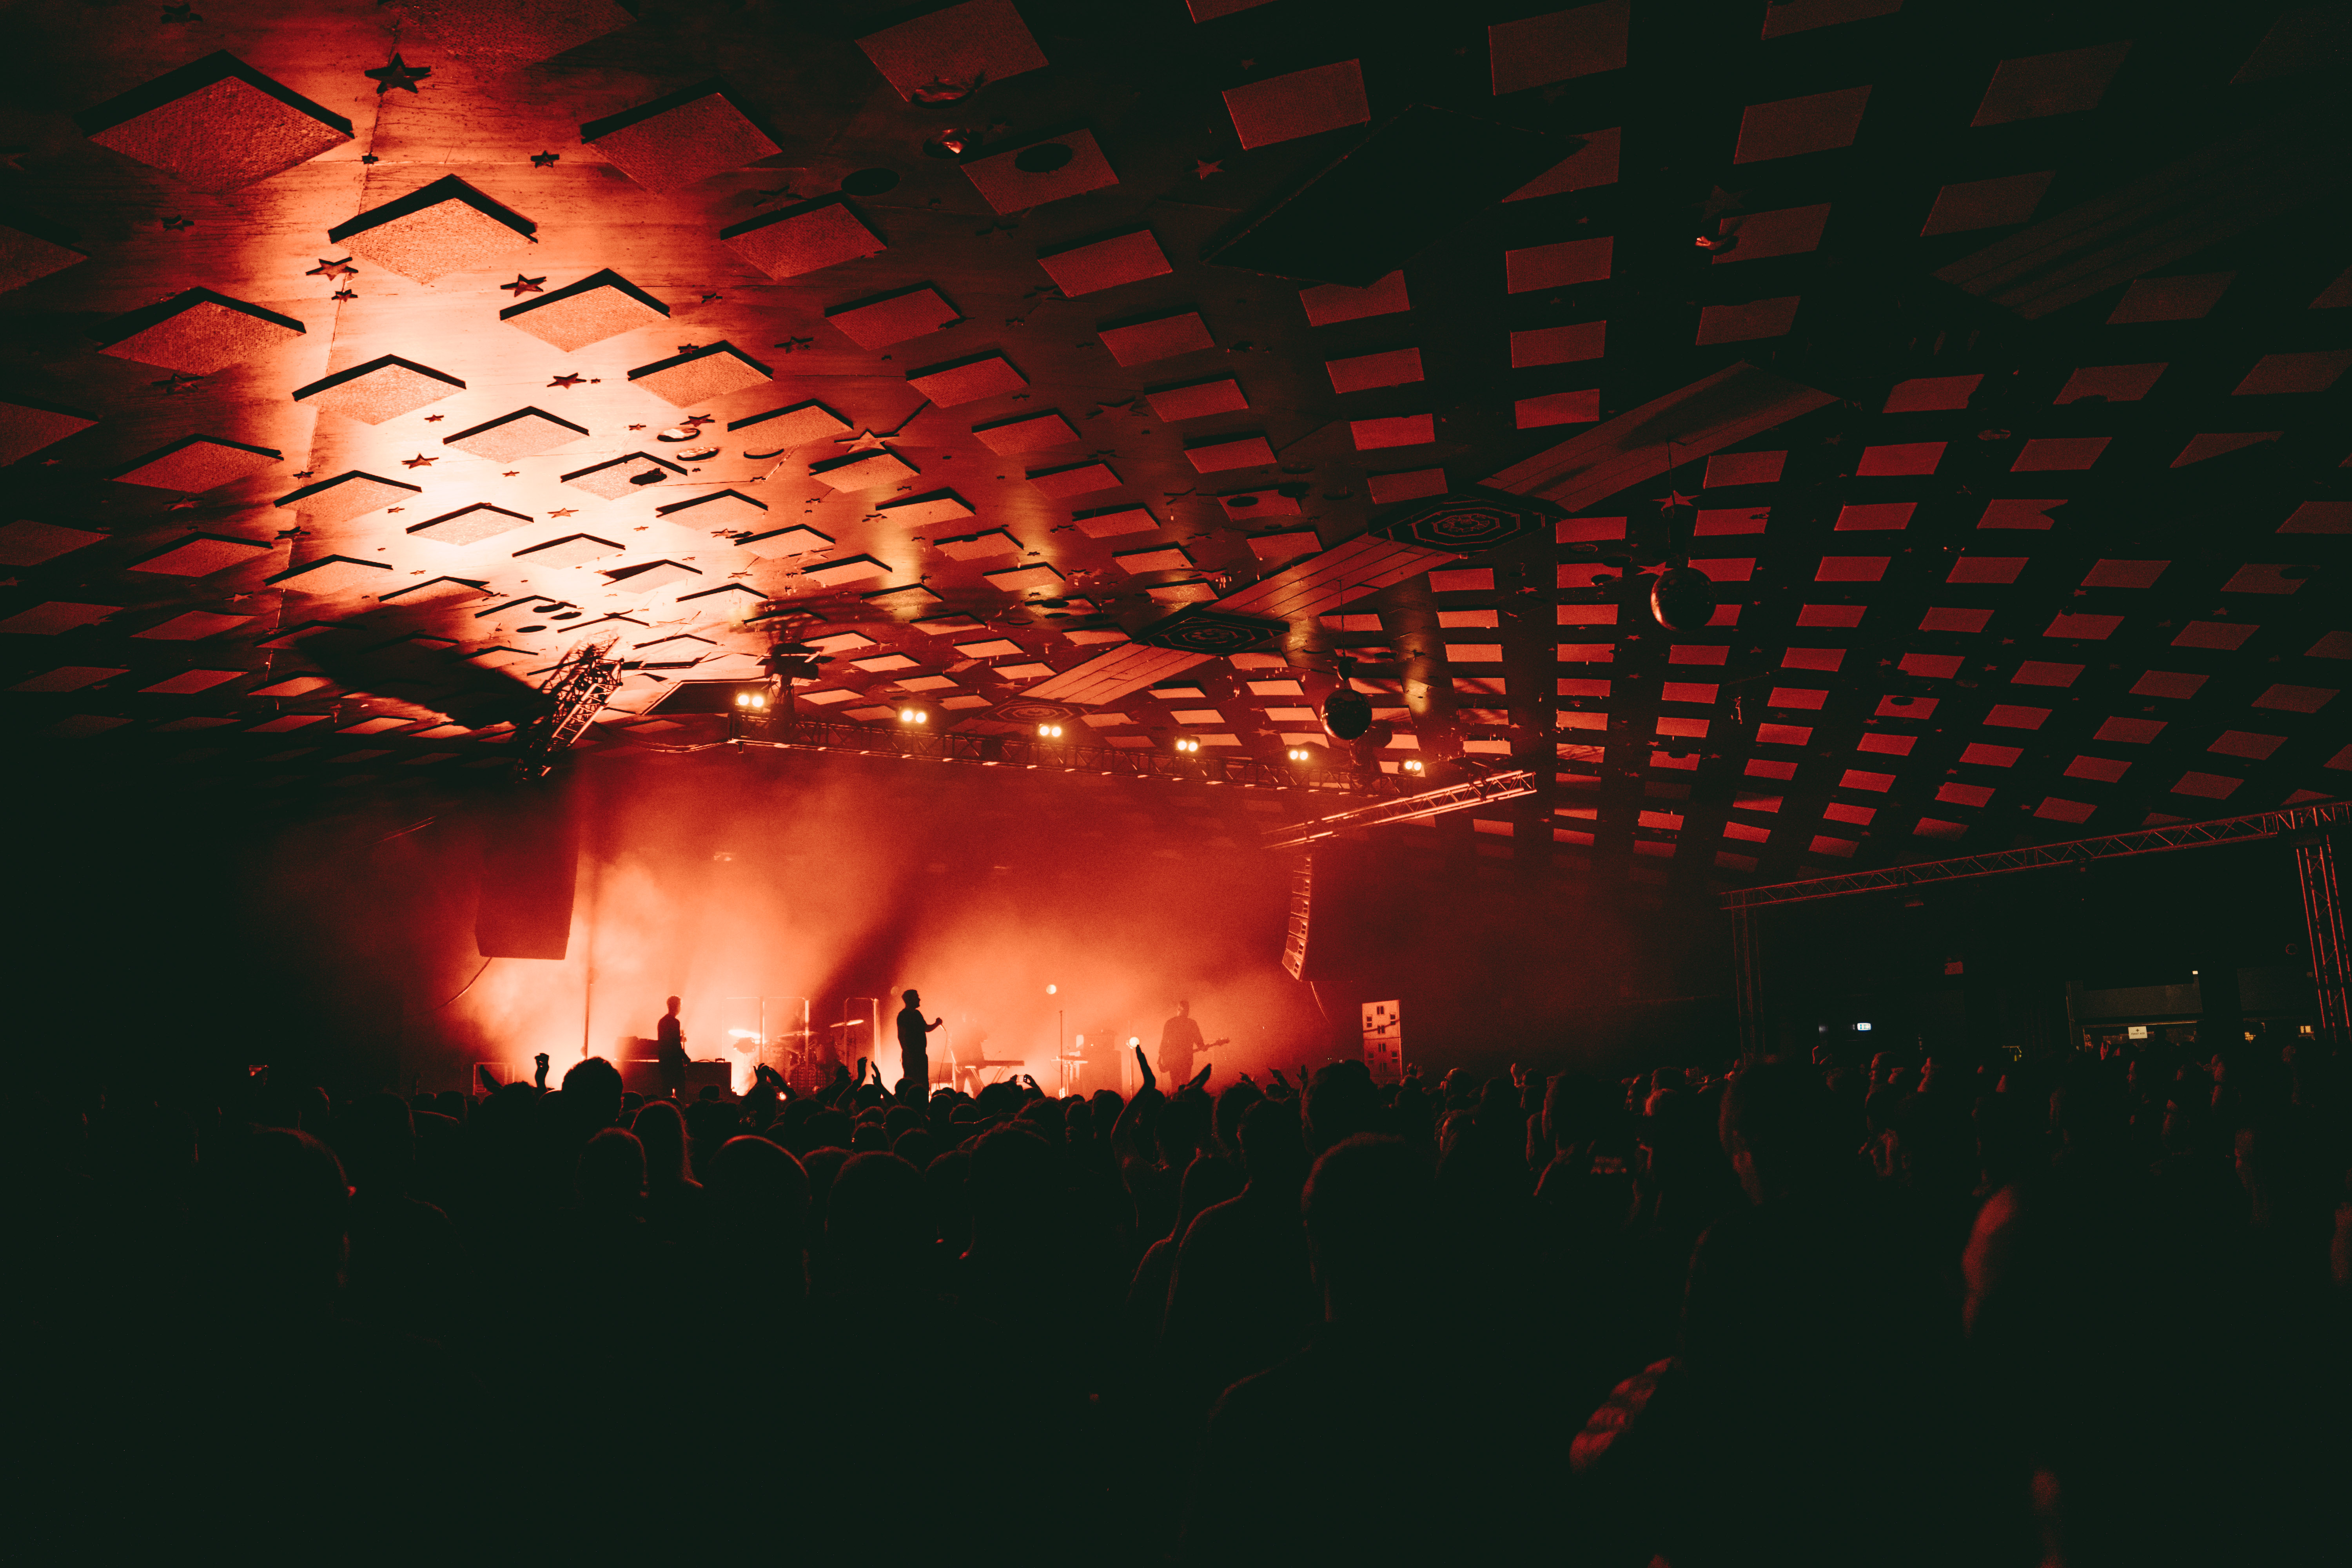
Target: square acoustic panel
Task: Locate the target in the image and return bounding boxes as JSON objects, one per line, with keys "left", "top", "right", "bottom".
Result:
{"left": 92, "top": 288, "right": 305, "bottom": 375}
{"left": 73, "top": 52, "right": 352, "bottom": 192}
{"left": 960, "top": 129, "right": 1120, "bottom": 212}
{"left": 407, "top": 503, "right": 535, "bottom": 544}
{"left": 581, "top": 81, "right": 782, "bottom": 194}
{"left": 114, "top": 435, "right": 281, "bottom": 492}
{"left": 276, "top": 471, "right": 422, "bottom": 526}
{"left": 628, "top": 343, "right": 772, "bottom": 406}
{"left": 855, "top": 0, "right": 1049, "bottom": 101}
{"left": 328, "top": 176, "right": 538, "bottom": 284}
{"left": 563, "top": 451, "right": 684, "bottom": 498}
{"left": 501, "top": 269, "right": 669, "bottom": 352}
{"left": 442, "top": 407, "right": 590, "bottom": 461}
{"left": 826, "top": 285, "right": 960, "bottom": 350}
{"left": 513, "top": 533, "right": 623, "bottom": 568}
{"left": 294, "top": 355, "right": 466, "bottom": 423}
{"left": 655, "top": 490, "right": 767, "bottom": 528}
{"left": 0, "top": 397, "right": 100, "bottom": 466}
{"left": 0, "top": 220, "right": 89, "bottom": 296}
{"left": 732, "top": 400, "right": 851, "bottom": 452}
{"left": 720, "top": 196, "right": 886, "bottom": 280}
{"left": 385, "top": 0, "right": 633, "bottom": 63}
{"left": 132, "top": 534, "right": 274, "bottom": 576}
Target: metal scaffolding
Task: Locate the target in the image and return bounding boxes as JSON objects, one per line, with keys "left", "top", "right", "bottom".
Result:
{"left": 1720, "top": 799, "right": 2349, "bottom": 910}
{"left": 1260, "top": 768, "right": 1539, "bottom": 850}
{"left": 2294, "top": 828, "right": 2348, "bottom": 1045}
{"left": 668, "top": 709, "right": 1394, "bottom": 797}
{"left": 514, "top": 634, "right": 622, "bottom": 779}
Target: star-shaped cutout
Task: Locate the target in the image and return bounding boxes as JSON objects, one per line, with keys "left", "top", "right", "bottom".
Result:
{"left": 835, "top": 429, "right": 887, "bottom": 450}
{"left": 681, "top": 413, "right": 717, "bottom": 428}
{"left": 169, "top": 497, "right": 199, "bottom": 509}
{"left": 501, "top": 274, "right": 546, "bottom": 296}
{"left": 332, "top": 288, "right": 357, "bottom": 300}
{"left": 161, "top": 2, "right": 200, "bottom": 18}
{"left": 359, "top": 153, "right": 379, "bottom": 165}
{"left": 773, "top": 335, "right": 814, "bottom": 354}
{"left": 502, "top": 470, "right": 520, "bottom": 477}
{"left": 1656, "top": 490, "right": 1695, "bottom": 512}
{"left": 548, "top": 508, "right": 577, "bottom": 518}
{"left": 699, "top": 292, "right": 721, "bottom": 303}
{"left": 675, "top": 343, "right": 699, "bottom": 354}
{"left": 365, "top": 54, "right": 431, "bottom": 94}
{"left": 307, "top": 258, "right": 356, "bottom": 278}
{"left": 627, "top": 423, "right": 647, "bottom": 431}
{"left": 161, "top": 215, "right": 194, "bottom": 231}
{"left": 274, "top": 527, "right": 307, "bottom": 539}
{"left": 292, "top": 470, "right": 314, "bottom": 479}
{"left": 401, "top": 454, "right": 437, "bottom": 468}
{"left": 423, "top": 414, "right": 444, "bottom": 422}
{"left": 548, "top": 373, "right": 584, "bottom": 388}
{"left": 1194, "top": 159, "right": 1222, "bottom": 179}
{"left": 530, "top": 151, "right": 560, "bottom": 168}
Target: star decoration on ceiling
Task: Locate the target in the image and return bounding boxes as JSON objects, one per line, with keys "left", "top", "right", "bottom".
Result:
{"left": 423, "top": 414, "right": 444, "bottom": 422}
{"left": 332, "top": 288, "right": 357, "bottom": 300}
{"left": 501, "top": 274, "right": 546, "bottom": 296}
{"left": 1655, "top": 490, "right": 1696, "bottom": 512}
{"left": 364, "top": 54, "right": 431, "bottom": 94}
{"left": 307, "top": 258, "right": 356, "bottom": 278}
{"left": 502, "top": 471, "right": 519, "bottom": 477}
{"left": 169, "top": 497, "right": 199, "bottom": 509}
{"left": 699, "top": 292, "right": 721, "bottom": 303}
{"left": 401, "top": 454, "right": 437, "bottom": 468}
{"left": 835, "top": 430, "right": 887, "bottom": 450}
{"left": 160, "top": 3, "right": 200, "bottom": 19}
{"left": 291, "top": 471, "right": 314, "bottom": 479}
{"left": 682, "top": 413, "right": 716, "bottom": 427}
{"left": 160, "top": 215, "right": 194, "bottom": 230}
{"left": 548, "top": 374, "right": 584, "bottom": 388}
{"left": 773, "top": 335, "right": 814, "bottom": 354}
{"left": 548, "top": 508, "right": 577, "bottom": 518}
{"left": 1194, "top": 160, "right": 1222, "bottom": 179}
{"left": 530, "top": 151, "right": 560, "bottom": 168}
{"left": 359, "top": 153, "right": 379, "bottom": 164}
{"left": 626, "top": 423, "right": 646, "bottom": 431}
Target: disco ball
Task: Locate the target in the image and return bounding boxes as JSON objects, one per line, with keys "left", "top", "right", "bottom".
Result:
{"left": 1323, "top": 686, "right": 1374, "bottom": 741}
{"left": 1650, "top": 566, "right": 1717, "bottom": 632}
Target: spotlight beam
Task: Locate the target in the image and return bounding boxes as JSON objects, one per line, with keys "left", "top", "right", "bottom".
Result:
{"left": 1260, "top": 768, "right": 1539, "bottom": 849}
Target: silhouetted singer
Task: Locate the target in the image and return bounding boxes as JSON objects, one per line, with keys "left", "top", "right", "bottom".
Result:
{"left": 655, "top": 994, "right": 686, "bottom": 1102}
{"left": 896, "top": 987, "right": 942, "bottom": 1104}
{"left": 1157, "top": 999, "right": 1227, "bottom": 1086}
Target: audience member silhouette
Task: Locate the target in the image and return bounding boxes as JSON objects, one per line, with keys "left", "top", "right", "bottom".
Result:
{"left": 17, "top": 1032, "right": 2345, "bottom": 1563}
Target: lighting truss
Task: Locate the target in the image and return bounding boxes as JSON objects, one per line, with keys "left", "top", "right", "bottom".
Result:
{"left": 698, "top": 711, "right": 1391, "bottom": 796}
{"left": 1261, "top": 768, "right": 1540, "bottom": 850}
{"left": 514, "top": 633, "right": 622, "bottom": 779}
{"left": 1720, "top": 798, "right": 2350, "bottom": 910}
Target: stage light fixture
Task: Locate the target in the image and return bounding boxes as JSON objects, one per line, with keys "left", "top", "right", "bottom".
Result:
{"left": 1173, "top": 736, "right": 1201, "bottom": 753}
{"left": 1047, "top": 984, "right": 1058, "bottom": 995}
{"left": 1036, "top": 722, "right": 1064, "bottom": 738}
{"left": 898, "top": 706, "right": 930, "bottom": 725}
{"left": 1403, "top": 758, "right": 1425, "bottom": 774}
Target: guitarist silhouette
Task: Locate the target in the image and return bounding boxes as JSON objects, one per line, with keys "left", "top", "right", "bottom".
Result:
{"left": 1156, "top": 999, "right": 1229, "bottom": 1087}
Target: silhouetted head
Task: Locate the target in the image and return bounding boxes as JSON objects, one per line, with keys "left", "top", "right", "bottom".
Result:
{"left": 208, "top": 1127, "right": 350, "bottom": 1308}
{"left": 1305, "top": 1060, "right": 1382, "bottom": 1154}
{"left": 632, "top": 1100, "right": 692, "bottom": 1185}
{"left": 1238, "top": 1098, "right": 1309, "bottom": 1196}
{"left": 1304, "top": 1134, "right": 1432, "bottom": 1323}
{"left": 902, "top": 988, "right": 920, "bottom": 1006}
{"left": 575, "top": 1127, "right": 646, "bottom": 1213}
{"left": 1719, "top": 1061, "right": 1839, "bottom": 1203}
{"left": 665, "top": 995, "right": 681, "bottom": 1016}
{"left": 1176, "top": 1000, "right": 1191, "bottom": 1016}
{"left": 560, "top": 1055, "right": 625, "bottom": 1130}
{"left": 828, "top": 1152, "right": 931, "bottom": 1287}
